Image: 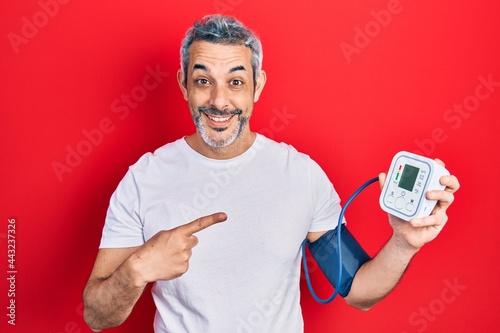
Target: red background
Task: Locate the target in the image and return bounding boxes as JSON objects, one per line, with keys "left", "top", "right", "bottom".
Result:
{"left": 1, "top": 0, "right": 500, "bottom": 332}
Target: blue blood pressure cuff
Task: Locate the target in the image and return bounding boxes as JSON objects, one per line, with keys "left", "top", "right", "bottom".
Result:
{"left": 307, "top": 224, "right": 371, "bottom": 297}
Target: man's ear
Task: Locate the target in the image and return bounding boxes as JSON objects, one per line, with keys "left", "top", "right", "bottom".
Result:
{"left": 177, "top": 69, "right": 188, "bottom": 101}
{"left": 253, "top": 70, "right": 267, "bottom": 103}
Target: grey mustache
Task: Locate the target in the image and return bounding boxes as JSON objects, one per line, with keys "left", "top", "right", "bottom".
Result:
{"left": 198, "top": 106, "right": 242, "bottom": 116}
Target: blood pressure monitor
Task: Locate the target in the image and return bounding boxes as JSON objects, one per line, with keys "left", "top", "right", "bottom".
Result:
{"left": 303, "top": 151, "right": 452, "bottom": 304}
{"left": 379, "top": 151, "right": 449, "bottom": 221}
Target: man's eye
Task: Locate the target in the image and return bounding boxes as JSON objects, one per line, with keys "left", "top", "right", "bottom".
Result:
{"left": 230, "top": 79, "right": 243, "bottom": 86}
{"left": 195, "top": 78, "right": 210, "bottom": 85}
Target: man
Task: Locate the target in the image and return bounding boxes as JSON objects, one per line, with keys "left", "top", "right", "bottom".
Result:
{"left": 83, "top": 14, "right": 459, "bottom": 332}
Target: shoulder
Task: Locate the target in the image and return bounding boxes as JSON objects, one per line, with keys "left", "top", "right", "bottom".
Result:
{"left": 128, "top": 138, "right": 186, "bottom": 173}
{"left": 258, "top": 134, "right": 333, "bottom": 183}
{"left": 255, "top": 134, "right": 323, "bottom": 175}
{"left": 256, "top": 134, "right": 312, "bottom": 163}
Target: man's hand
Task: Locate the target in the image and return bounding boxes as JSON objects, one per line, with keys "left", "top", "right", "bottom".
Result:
{"left": 345, "top": 161, "right": 459, "bottom": 309}
{"left": 379, "top": 159, "right": 460, "bottom": 251}
{"left": 129, "top": 212, "right": 228, "bottom": 287}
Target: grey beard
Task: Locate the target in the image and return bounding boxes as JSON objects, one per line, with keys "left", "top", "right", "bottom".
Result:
{"left": 193, "top": 108, "right": 249, "bottom": 148}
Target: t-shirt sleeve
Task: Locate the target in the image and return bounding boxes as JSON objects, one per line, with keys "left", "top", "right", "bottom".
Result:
{"left": 99, "top": 170, "right": 145, "bottom": 248}
{"left": 308, "top": 159, "right": 345, "bottom": 232}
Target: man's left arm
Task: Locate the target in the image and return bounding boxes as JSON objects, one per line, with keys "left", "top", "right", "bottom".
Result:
{"left": 307, "top": 160, "right": 460, "bottom": 310}
{"left": 343, "top": 168, "right": 460, "bottom": 310}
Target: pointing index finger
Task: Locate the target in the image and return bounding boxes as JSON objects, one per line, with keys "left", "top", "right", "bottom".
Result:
{"left": 180, "top": 212, "right": 228, "bottom": 236}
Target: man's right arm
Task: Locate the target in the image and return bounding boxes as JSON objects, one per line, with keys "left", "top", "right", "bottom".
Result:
{"left": 83, "top": 212, "right": 228, "bottom": 331}
{"left": 83, "top": 247, "right": 145, "bottom": 331}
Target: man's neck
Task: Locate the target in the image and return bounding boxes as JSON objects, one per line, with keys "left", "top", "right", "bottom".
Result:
{"left": 184, "top": 131, "right": 257, "bottom": 160}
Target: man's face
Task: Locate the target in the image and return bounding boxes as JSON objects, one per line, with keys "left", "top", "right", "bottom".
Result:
{"left": 178, "top": 41, "right": 265, "bottom": 148}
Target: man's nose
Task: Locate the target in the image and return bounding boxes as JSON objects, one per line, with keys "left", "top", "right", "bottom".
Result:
{"left": 209, "top": 84, "right": 229, "bottom": 110}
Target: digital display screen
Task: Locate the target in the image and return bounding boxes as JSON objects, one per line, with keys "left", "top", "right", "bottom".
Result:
{"left": 398, "top": 164, "right": 420, "bottom": 191}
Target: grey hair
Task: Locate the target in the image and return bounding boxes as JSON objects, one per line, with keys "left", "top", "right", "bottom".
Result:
{"left": 180, "top": 14, "right": 263, "bottom": 87}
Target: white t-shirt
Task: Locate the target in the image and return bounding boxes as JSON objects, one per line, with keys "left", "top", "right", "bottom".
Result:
{"left": 100, "top": 134, "right": 343, "bottom": 333}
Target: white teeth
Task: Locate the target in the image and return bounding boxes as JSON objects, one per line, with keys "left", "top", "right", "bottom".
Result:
{"left": 208, "top": 115, "right": 231, "bottom": 122}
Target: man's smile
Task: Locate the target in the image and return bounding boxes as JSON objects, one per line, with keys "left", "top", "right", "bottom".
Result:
{"left": 198, "top": 107, "right": 243, "bottom": 129}
{"left": 206, "top": 113, "right": 233, "bottom": 123}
